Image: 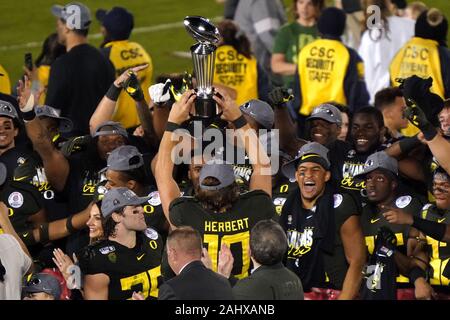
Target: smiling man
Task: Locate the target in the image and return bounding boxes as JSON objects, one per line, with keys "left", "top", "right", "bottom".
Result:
{"left": 79, "top": 187, "right": 163, "bottom": 300}
{"left": 355, "top": 151, "right": 432, "bottom": 300}
{"left": 280, "top": 142, "right": 366, "bottom": 300}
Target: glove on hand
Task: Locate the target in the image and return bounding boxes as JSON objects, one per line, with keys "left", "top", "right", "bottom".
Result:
{"left": 123, "top": 72, "right": 144, "bottom": 102}
{"left": 149, "top": 79, "right": 171, "bottom": 104}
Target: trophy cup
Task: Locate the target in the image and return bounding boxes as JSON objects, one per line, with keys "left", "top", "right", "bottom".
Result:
{"left": 184, "top": 16, "right": 221, "bottom": 121}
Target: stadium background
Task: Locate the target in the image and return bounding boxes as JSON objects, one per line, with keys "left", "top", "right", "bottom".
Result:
{"left": 0, "top": 0, "right": 449, "bottom": 85}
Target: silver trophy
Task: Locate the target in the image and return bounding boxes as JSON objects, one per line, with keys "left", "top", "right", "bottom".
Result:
{"left": 184, "top": 16, "right": 221, "bottom": 120}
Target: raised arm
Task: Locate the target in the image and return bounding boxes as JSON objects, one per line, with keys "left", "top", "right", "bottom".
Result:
{"left": 154, "top": 91, "right": 196, "bottom": 228}
{"left": 339, "top": 215, "right": 366, "bottom": 300}
{"left": 89, "top": 65, "right": 149, "bottom": 134}
{"left": 17, "top": 77, "right": 69, "bottom": 191}
{"left": 213, "top": 89, "right": 272, "bottom": 196}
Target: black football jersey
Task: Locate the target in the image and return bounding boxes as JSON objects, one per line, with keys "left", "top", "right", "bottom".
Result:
{"left": 361, "top": 195, "right": 422, "bottom": 285}
{"left": 79, "top": 228, "right": 163, "bottom": 300}
{"left": 272, "top": 178, "right": 297, "bottom": 217}
{"left": 13, "top": 151, "right": 69, "bottom": 221}
{"left": 281, "top": 191, "right": 358, "bottom": 290}
{"left": 169, "top": 190, "right": 275, "bottom": 279}
{"left": 1, "top": 180, "right": 43, "bottom": 238}
{"left": 141, "top": 190, "right": 168, "bottom": 238}
{"left": 421, "top": 204, "right": 450, "bottom": 286}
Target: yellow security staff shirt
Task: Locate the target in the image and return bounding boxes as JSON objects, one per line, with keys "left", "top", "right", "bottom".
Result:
{"left": 0, "top": 64, "right": 11, "bottom": 95}
{"left": 297, "top": 39, "right": 349, "bottom": 116}
{"left": 104, "top": 40, "right": 153, "bottom": 129}
{"left": 390, "top": 37, "right": 445, "bottom": 137}
{"left": 213, "top": 45, "right": 258, "bottom": 106}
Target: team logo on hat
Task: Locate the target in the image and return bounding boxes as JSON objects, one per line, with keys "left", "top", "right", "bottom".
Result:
{"left": 365, "top": 159, "right": 374, "bottom": 167}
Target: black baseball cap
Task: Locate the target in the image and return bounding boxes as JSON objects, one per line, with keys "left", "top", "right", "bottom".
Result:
{"left": 23, "top": 273, "right": 61, "bottom": 300}
{"left": 282, "top": 142, "right": 330, "bottom": 180}
{"left": 96, "top": 7, "right": 134, "bottom": 40}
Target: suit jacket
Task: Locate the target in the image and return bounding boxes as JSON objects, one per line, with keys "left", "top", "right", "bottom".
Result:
{"left": 158, "top": 260, "right": 234, "bottom": 300}
{"left": 232, "top": 263, "right": 304, "bottom": 300}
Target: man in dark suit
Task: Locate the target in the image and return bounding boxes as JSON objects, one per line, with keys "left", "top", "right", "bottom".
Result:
{"left": 232, "top": 220, "right": 304, "bottom": 300}
{"left": 158, "top": 226, "right": 233, "bottom": 300}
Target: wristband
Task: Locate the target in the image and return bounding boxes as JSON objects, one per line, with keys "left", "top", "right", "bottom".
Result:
{"left": 66, "top": 215, "right": 77, "bottom": 234}
{"left": 105, "top": 83, "right": 122, "bottom": 101}
{"left": 409, "top": 266, "right": 426, "bottom": 283}
{"left": 398, "top": 136, "right": 420, "bottom": 154}
{"left": 412, "top": 215, "right": 446, "bottom": 241}
{"left": 165, "top": 121, "right": 180, "bottom": 132}
{"left": 232, "top": 115, "right": 247, "bottom": 129}
{"left": 22, "top": 110, "right": 36, "bottom": 122}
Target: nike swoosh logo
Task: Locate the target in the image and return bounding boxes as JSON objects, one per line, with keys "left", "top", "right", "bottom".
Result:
{"left": 14, "top": 176, "right": 28, "bottom": 181}
{"left": 22, "top": 233, "right": 29, "bottom": 238}
{"left": 438, "top": 218, "right": 446, "bottom": 223}
{"left": 370, "top": 218, "right": 380, "bottom": 224}
{"left": 301, "top": 154, "right": 319, "bottom": 160}
{"left": 306, "top": 215, "right": 313, "bottom": 219}
{"left": 137, "top": 254, "right": 145, "bottom": 261}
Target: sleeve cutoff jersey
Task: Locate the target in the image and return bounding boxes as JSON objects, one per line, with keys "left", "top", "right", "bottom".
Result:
{"left": 361, "top": 195, "right": 422, "bottom": 285}
{"left": 281, "top": 191, "right": 358, "bottom": 290}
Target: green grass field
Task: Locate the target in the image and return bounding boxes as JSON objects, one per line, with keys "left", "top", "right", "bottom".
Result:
{"left": 0, "top": 0, "right": 449, "bottom": 86}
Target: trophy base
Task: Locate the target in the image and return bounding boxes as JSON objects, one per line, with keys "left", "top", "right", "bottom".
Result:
{"left": 192, "top": 96, "right": 217, "bottom": 119}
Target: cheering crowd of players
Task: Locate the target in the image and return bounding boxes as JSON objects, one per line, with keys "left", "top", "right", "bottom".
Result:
{"left": 1, "top": 0, "right": 450, "bottom": 300}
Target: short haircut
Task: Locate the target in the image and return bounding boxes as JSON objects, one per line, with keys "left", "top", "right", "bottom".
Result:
{"left": 353, "top": 106, "right": 385, "bottom": 129}
{"left": 250, "top": 220, "right": 287, "bottom": 266}
{"left": 374, "top": 87, "right": 403, "bottom": 111}
{"left": 167, "top": 226, "right": 203, "bottom": 258}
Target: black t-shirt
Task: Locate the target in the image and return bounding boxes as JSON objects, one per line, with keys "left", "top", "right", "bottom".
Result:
{"left": 79, "top": 228, "right": 163, "bottom": 300}
{"left": 45, "top": 43, "right": 115, "bottom": 136}
{"left": 420, "top": 204, "right": 450, "bottom": 287}
{"left": 280, "top": 189, "right": 358, "bottom": 291}
{"left": 361, "top": 195, "right": 422, "bottom": 286}
{"left": 13, "top": 151, "right": 69, "bottom": 221}
{"left": 1, "top": 180, "right": 43, "bottom": 235}
{"left": 327, "top": 140, "right": 369, "bottom": 199}
{"left": 169, "top": 190, "right": 276, "bottom": 279}
{"left": 272, "top": 178, "right": 297, "bottom": 217}
{"left": 140, "top": 190, "right": 168, "bottom": 239}
{"left": 0, "top": 144, "right": 34, "bottom": 181}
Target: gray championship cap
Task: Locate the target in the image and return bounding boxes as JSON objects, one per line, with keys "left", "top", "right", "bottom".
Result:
{"left": 0, "top": 100, "right": 19, "bottom": 120}
{"left": 239, "top": 99, "right": 274, "bottom": 129}
{"left": 199, "top": 160, "right": 236, "bottom": 191}
{"left": 101, "top": 187, "right": 150, "bottom": 218}
{"left": 92, "top": 121, "right": 128, "bottom": 138}
{"left": 282, "top": 142, "right": 330, "bottom": 180}
{"left": 355, "top": 151, "right": 398, "bottom": 178}
{"left": 23, "top": 273, "right": 61, "bottom": 300}
{"left": 51, "top": 2, "right": 91, "bottom": 30}
{"left": 103, "top": 145, "right": 144, "bottom": 172}
{"left": 35, "top": 105, "right": 73, "bottom": 133}
{"left": 307, "top": 104, "right": 342, "bottom": 126}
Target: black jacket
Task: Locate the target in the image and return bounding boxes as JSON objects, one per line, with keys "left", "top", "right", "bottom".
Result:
{"left": 158, "top": 260, "right": 233, "bottom": 300}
